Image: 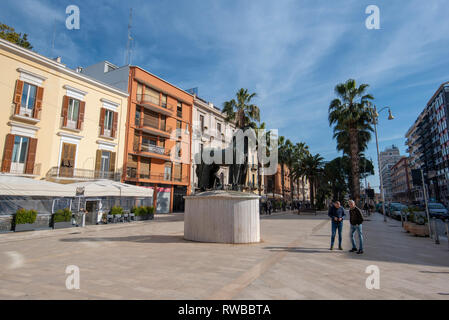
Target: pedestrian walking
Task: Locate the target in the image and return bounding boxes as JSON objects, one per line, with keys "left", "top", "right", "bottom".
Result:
{"left": 348, "top": 200, "right": 364, "bottom": 254}
{"left": 328, "top": 200, "right": 345, "bottom": 250}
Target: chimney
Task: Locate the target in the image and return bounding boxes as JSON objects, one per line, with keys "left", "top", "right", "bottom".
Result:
{"left": 53, "top": 56, "right": 62, "bottom": 63}
{"left": 75, "top": 66, "right": 83, "bottom": 73}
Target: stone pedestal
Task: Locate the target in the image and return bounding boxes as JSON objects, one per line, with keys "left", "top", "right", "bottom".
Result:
{"left": 184, "top": 191, "right": 260, "bottom": 243}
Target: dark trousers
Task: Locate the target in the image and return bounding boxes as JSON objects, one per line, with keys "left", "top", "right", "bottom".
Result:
{"left": 331, "top": 220, "right": 343, "bottom": 247}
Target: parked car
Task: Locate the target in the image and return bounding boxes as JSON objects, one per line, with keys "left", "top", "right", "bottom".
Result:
{"left": 427, "top": 203, "right": 449, "bottom": 219}
{"left": 388, "top": 203, "right": 407, "bottom": 220}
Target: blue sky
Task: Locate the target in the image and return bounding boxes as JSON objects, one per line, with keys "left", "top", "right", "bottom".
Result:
{"left": 2, "top": 0, "right": 449, "bottom": 191}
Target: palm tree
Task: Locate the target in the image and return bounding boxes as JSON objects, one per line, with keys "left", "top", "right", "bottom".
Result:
{"left": 294, "top": 153, "right": 324, "bottom": 208}
{"left": 277, "top": 136, "right": 290, "bottom": 200}
{"left": 222, "top": 88, "right": 260, "bottom": 129}
{"left": 255, "top": 121, "right": 266, "bottom": 196}
{"left": 328, "top": 79, "right": 373, "bottom": 205}
{"left": 291, "top": 142, "right": 309, "bottom": 201}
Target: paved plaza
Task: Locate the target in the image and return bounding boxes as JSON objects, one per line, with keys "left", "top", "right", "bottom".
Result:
{"left": 0, "top": 211, "right": 448, "bottom": 299}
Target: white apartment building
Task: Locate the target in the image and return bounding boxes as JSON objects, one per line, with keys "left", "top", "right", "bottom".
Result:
{"left": 190, "top": 95, "right": 235, "bottom": 193}
{"left": 380, "top": 145, "right": 402, "bottom": 202}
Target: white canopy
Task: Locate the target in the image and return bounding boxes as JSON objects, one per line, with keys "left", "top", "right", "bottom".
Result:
{"left": 68, "top": 180, "right": 153, "bottom": 198}
{"left": 0, "top": 174, "right": 75, "bottom": 197}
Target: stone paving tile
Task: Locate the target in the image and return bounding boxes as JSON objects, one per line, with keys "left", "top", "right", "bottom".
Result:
{"left": 0, "top": 212, "right": 448, "bottom": 299}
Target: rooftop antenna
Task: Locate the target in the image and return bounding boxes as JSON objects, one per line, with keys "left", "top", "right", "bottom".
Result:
{"left": 51, "top": 19, "right": 56, "bottom": 57}
{"left": 125, "top": 8, "right": 133, "bottom": 66}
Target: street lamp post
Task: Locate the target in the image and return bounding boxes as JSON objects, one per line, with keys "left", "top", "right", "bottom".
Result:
{"left": 368, "top": 103, "right": 394, "bottom": 223}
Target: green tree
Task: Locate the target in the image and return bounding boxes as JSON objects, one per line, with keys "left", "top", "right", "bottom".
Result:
{"left": 0, "top": 23, "right": 33, "bottom": 49}
{"left": 328, "top": 79, "right": 373, "bottom": 205}
{"left": 295, "top": 153, "right": 324, "bottom": 208}
{"left": 222, "top": 88, "right": 260, "bottom": 129}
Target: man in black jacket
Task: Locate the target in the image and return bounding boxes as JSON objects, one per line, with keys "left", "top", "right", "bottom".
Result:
{"left": 328, "top": 201, "right": 345, "bottom": 250}
{"left": 348, "top": 200, "right": 364, "bottom": 254}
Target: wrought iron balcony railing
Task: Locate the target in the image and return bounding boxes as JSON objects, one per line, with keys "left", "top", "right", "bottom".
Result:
{"left": 125, "top": 168, "right": 188, "bottom": 183}
{"left": 47, "top": 167, "right": 121, "bottom": 181}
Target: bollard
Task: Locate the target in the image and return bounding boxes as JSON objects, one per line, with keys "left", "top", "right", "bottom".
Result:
{"left": 433, "top": 218, "right": 440, "bottom": 245}
{"left": 400, "top": 211, "right": 404, "bottom": 228}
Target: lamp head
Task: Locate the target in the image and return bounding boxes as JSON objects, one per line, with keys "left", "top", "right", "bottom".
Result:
{"left": 388, "top": 109, "right": 395, "bottom": 120}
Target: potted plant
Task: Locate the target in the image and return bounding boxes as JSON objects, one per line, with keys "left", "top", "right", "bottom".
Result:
{"left": 14, "top": 208, "right": 38, "bottom": 232}
{"left": 110, "top": 206, "right": 124, "bottom": 223}
{"left": 405, "top": 211, "right": 429, "bottom": 237}
{"left": 53, "top": 208, "right": 73, "bottom": 229}
{"left": 134, "top": 206, "right": 155, "bottom": 221}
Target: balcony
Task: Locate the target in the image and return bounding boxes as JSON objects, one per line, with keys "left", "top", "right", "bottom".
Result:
{"left": 136, "top": 94, "right": 174, "bottom": 116}
{"left": 11, "top": 104, "right": 40, "bottom": 124}
{"left": 3, "top": 163, "right": 41, "bottom": 177}
{"left": 136, "top": 123, "right": 172, "bottom": 138}
{"left": 126, "top": 169, "right": 188, "bottom": 184}
{"left": 47, "top": 167, "right": 121, "bottom": 181}
{"left": 132, "top": 142, "right": 171, "bottom": 160}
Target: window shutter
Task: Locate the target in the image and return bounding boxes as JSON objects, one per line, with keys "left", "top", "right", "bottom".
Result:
{"left": 77, "top": 101, "right": 85, "bottom": 130}
{"left": 1, "top": 134, "right": 15, "bottom": 173}
{"left": 99, "top": 108, "right": 106, "bottom": 135}
{"left": 14, "top": 80, "right": 24, "bottom": 114}
{"left": 33, "top": 86, "right": 44, "bottom": 119}
{"left": 61, "top": 96, "right": 69, "bottom": 127}
{"left": 95, "top": 149, "right": 102, "bottom": 176}
{"left": 110, "top": 152, "right": 116, "bottom": 172}
{"left": 112, "top": 111, "right": 118, "bottom": 138}
{"left": 25, "top": 138, "right": 38, "bottom": 174}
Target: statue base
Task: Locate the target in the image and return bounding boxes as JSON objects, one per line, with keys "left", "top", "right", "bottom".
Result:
{"left": 184, "top": 190, "right": 260, "bottom": 244}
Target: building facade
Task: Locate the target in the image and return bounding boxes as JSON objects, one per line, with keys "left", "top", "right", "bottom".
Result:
{"left": 391, "top": 157, "right": 412, "bottom": 203}
{"left": 0, "top": 38, "right": 128, "bottom": 183}
{"left": 379, "top": 145, "right": 402, "bottom": 202}
{"left": 264, "top": 164, "right": 307, "bottom": 201}
{"left": 82, "top": 62, "right": 193, "bottom": 213}
{"left": 190, "top": 95, "right": 235, "bottom": 193}
{"left": 405, "top": 82, "right": 449, "bottom": 206}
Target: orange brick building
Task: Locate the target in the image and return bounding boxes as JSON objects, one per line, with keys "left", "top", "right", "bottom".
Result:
{"left": 82, "top": 63, "right": 193, "bottom": 213}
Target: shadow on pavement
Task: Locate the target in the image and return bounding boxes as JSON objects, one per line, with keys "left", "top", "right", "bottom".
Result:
{"left": 263, "top": 246, "right": 331, "bottom": 254}
{"left": 60, "top": 234, "right": 186, "bottom": 244}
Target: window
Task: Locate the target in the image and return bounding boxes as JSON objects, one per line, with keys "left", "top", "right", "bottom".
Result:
{"left": 21, "top": 83, "right": 37, "bottom": 115}
{"left": 176, "top": 141, "right": 181, "bottom": 158}
{"left": 160, "top": 115, "right": 166, "bottom": 131}
{"left": 137, "top": 83, "right": 143, "bottom": 98}
{"left": 104, "top": 109, "right": 114, "bottom": 132}
{"left": 139, "top": 157, "right": 151, "bottom": 179}
{"left": 200, "top": 115, "right": 204, "bottom": 133}
{"left": 174, "top": 163, "right": 182, "bottom": 181}
{"left": 68, "top": 98, "right": 80, "bottom": 126}
{"left": 127, "top": 154, "right": 138, "bottom": 178}
{"left": 135, "top": 109, "right": 141, "bottom": 126}
{"left": 145, "top": 86, "right": 160, "bottom": 105}
{"left": 11, "top": 136, "right": 29, "bottom": 173}
{"left": 177, "top": 102, "right": 182, "bottom": 118}
{"left": 177, "top": 120, "right": 182, "bottom": 130}
{"left": 217, "top": 122, "right": 222, "bottom": 134}
{"left": 161, "top": 94, "right": 167, "bottom": 108}
{"left": 100, "top": 151, "right": 111, "bottom": 174}
{"left": 164, "top": 163, "right": 172, "bottom": 181}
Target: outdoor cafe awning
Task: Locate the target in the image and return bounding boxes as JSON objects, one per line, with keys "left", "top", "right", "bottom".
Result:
{"left": 0, "top": 174, "right": 75, "bottom": 197}
{"left": 68, "top": 180, "right": 154, "bottom": 198}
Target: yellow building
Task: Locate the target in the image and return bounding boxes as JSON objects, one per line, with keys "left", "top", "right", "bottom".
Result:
{"left": 0, "top": 38, "right": 128, "bottom": 182}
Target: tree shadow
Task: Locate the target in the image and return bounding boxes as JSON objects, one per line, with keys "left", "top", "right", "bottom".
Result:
{"left": 60, "top": 234, "right": 187, "bottom": 244}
